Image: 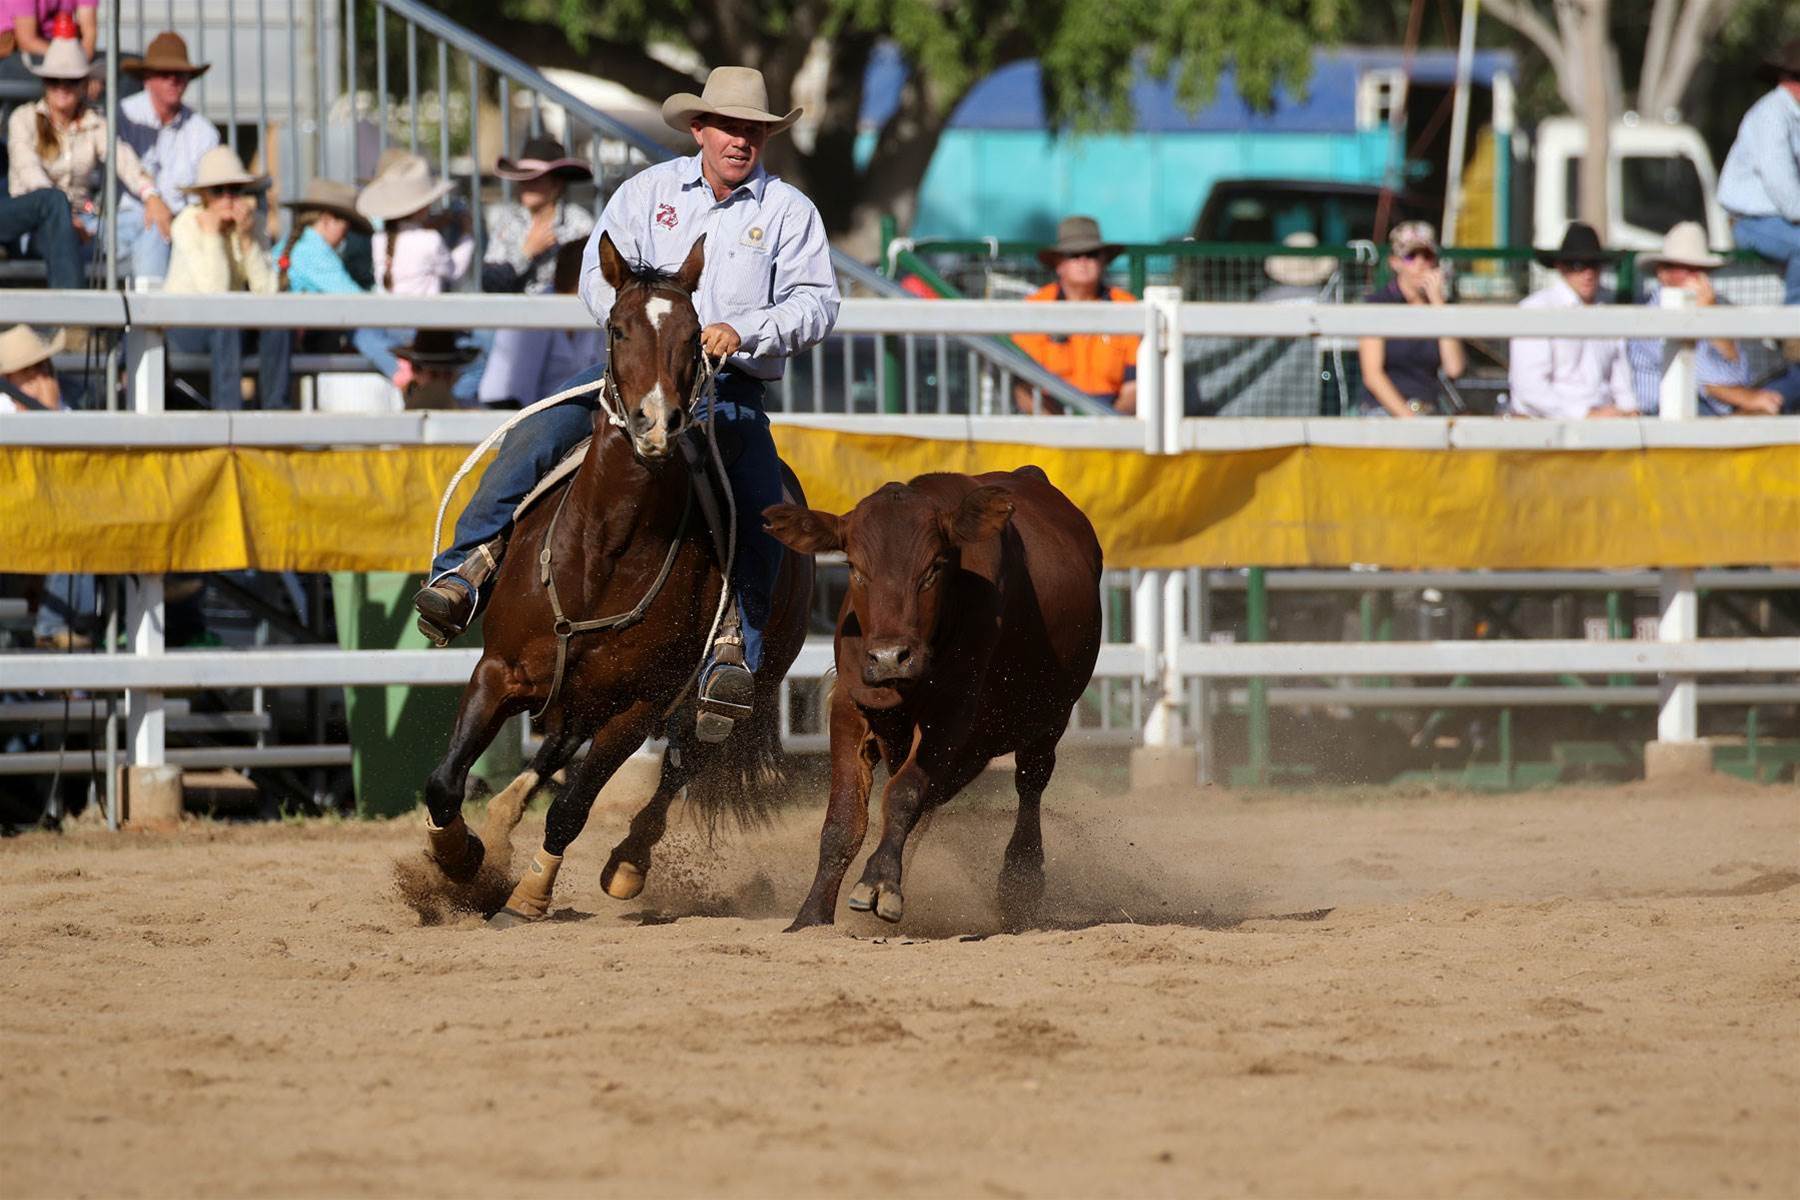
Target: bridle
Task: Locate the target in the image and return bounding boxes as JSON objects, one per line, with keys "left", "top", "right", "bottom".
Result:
{"left": 594, "top": 282, "right": 719, "bottom": 454}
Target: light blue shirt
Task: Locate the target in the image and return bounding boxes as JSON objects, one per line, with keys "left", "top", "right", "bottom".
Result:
{"left": 578, "top": 154, "right": 839, "bottom": 381}
{"left": 116, "top": 91, "right": 220, "bottom": 223}
{"left": 279, "top": 226, "right": 364, "bottom": 294}
{"left": 1717, "top": 87, "right": 1800, "bottom": 223}
{"left": 1626, "top": 283, "right": 1754, "bottom": 416}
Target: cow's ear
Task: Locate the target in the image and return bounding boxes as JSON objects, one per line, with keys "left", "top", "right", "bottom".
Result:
{"left": 763, "top": 503, "right": 844, "bottom": 554}
{"left": 944, "top": 485, "right": 1015, "bottom": 546}
{"left": 597, "top": 230, "right": 627, "bottom": 291}
{"left": 674, "top": 234, "right": 706, "bottom": 293}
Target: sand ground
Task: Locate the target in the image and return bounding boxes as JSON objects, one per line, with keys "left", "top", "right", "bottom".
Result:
{"left": 2, "top": 773, "right": 1797, "bottom": 1198}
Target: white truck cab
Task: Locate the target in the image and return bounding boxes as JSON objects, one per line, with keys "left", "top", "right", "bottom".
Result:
{"left": 1532, "top": 116, "right": 1731, "bottom": 251}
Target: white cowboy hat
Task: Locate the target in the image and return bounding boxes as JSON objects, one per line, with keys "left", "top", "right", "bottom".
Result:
{"left": 1639, "top": 221, "right": 1725, "bottom": 272}
{"left": 355, "top": 153, "right": 454, "bottom": 222}
{"left": 180, "top": 145, "right": 268, "bottom": 196}
{"left": 29, "top": 38, "right": 97, "bottom": 81}
{"left": 0, "top": 324, "right": 64, "bottom": 375}
{"left": 661, "top": 66, "right": 801, "bottom": 136}
{"left": 1264, "top": 232, "right": 1338, "bottom": 289}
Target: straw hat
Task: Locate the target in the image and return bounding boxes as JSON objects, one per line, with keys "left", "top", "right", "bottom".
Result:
{"left": 393, "top": 329, "right": 478, "bottom": 367}
{"left": 1263, "top": 232, "right": 1338, "bottom": 288}
{"left": 1535, "top": 222, "right": 1611, "bottom": 267}
{"left": 181, "top": 146, "right": 267, "bottom": 196}
{"left": 1639, "top": 221, "right": 1725, "bottom": 272}
{"left": 661, "top": 66, "right": 801, "bottom": 136}
{"left": 0, "top": 324, "right": 64, "bottom": 376}
{"left": 495, "top": 136, "right": 593, "bottom": 183}
{"left": 123, "top": 31, "right": 210, "bottom": 78}
{"left": 356, "top": 153, "right": 454, "bottom": 222}
{"left": 282, "top": 178, "right": 372, "bottom": 234}
{"left": 1035, "top": 215, "right": 1124, "bottom": 269}
{"left": 29, "top": 38, "right": 96, "bottom": 81}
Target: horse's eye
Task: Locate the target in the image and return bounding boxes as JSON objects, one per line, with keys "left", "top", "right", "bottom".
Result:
{"left": 849, "top": 566, "right": 866, "bottom": 587}
{"left": 919, "top": 562, "right": 942, "bottom": 591}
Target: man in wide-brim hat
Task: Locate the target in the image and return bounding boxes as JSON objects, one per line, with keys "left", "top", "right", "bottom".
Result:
{"left": 412, "top": 64, "right": 841, "bottom": 876}
{"left": 1510, "top": 222, "right": 1636, "bottom": 419}
{"left": 0, "top": 324, "right": 65, "bottom": 412}
{"left": 1627, "top": 222, "right": 1799, "bottom": 416}
{"left": 1012, "top": 215, "right": 1141, "bottom": 414}
{"left": 1717, "top": 37, "right": 1800, "bottom": 308}
{"left": 116, "top": 31, "right": 220, "bottom": 281}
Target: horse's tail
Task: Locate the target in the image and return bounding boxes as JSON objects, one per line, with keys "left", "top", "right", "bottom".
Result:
{"left": 686, "top": 695, "right": 786, "bottom": 837}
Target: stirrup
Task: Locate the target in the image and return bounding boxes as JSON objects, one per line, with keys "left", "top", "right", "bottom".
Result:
{"left": 695, "top": 661, "right": 754, "bottom": 744}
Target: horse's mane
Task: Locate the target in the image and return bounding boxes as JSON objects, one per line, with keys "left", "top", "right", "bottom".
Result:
{"left": 622, "top": 259, "right": 682, "bottom": 291}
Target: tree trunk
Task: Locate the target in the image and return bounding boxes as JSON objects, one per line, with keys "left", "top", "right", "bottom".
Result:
{"left": 1576, "top": 0, "right": 1612, "bottom": 240}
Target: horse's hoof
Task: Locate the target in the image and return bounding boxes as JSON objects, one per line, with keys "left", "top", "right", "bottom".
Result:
{"left": 427, "top": 824, "right": 485, "bottom": 884}
{"left": 601, "top": 859, "right": 645, "bottom": 901}
{"left": 846, "top": 881, "right": 876, "bottom": 912}
{"left": 486, "top": 906, "right": 540, "bottom": 930}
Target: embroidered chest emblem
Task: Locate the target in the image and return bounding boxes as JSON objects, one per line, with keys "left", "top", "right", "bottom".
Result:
{"left": 655, "top": 203, "right": 679, "bottom": 230}
{"left": 748, "top": 226, "right": 764, "bottom": 243}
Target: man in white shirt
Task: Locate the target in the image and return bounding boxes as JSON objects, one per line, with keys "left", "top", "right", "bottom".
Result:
{"left": 1508, "top": 223, "right": 1636, "bottom": 419}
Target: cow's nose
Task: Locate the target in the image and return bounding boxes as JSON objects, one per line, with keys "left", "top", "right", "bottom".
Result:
{"left": 863, "top": 643, "right": 917, "bottom": 684}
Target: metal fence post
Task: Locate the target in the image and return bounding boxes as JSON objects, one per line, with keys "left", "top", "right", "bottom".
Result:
{"left": 123, "top": 324, "right": 167, "bottom": 782}
{"left": 1650, "top": 286, "right": 1702, "bottom": 777}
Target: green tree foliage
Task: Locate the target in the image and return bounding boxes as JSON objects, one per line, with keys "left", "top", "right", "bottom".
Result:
{"left": 438, "top": 0, "right": 1344, "bottom": 246}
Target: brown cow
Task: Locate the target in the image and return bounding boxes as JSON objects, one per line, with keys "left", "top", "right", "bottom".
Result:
{"left": 764, "top": 465, "right": 1103, "bottom": 931}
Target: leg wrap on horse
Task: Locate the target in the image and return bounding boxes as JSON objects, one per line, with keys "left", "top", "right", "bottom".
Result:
{"left": 425, "top": 813, "right": 485, "bottom": 882}
{"left": 499, "top": 849, "right": 563, "bottom": 921}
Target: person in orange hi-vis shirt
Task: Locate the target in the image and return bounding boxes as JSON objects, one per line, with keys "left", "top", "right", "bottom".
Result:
{"left": 1012, "top": 215, "right": 1140, "bottom": 414}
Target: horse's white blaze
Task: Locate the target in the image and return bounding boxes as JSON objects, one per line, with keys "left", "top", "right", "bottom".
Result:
{"left": 638, "top": 382, "right": 670, "bottom": 446}
{"left": 645, "top": 296, "right": 674, "bottom": 331}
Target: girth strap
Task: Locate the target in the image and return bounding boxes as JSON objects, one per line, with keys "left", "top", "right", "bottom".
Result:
{"left": 531, "top": 475, "right": 695, "bottom": 721}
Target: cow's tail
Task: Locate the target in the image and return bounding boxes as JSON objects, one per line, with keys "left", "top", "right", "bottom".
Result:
{"left": 686, "top": 697, "right": 785, "bottom": 837}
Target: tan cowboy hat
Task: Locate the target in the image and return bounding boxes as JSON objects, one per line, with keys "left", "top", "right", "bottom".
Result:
{"left": 29, "top": 38, "right": 97, "bottom": 81}
{"left": 282, "top": 178, "right": 372, "bottom": 234}
{"left": 0, "top": 324, "right": 64, "bottom": 376}
{"left": 495, "top": 135, "right": 593, "bottom": 183}
{"left": 123, "top": 30, "right": 210, "bottom": 78}
{"left": 180, "top": 146, "right": 268, "bottom": 196}
{"left": 1264, "top": 231, "right": 1338, "bottom": 288}
{"left": 1639, "top": 221, "right": 1725, "bottom": 272}
{"left": 356, "top": 153, "right": 454, "bottom": 222}
{"left": 1036, "top": 215, "right": 1124, "bottom": 269}
{"left": 661, "top": 66, "right": 801, "bottom": 136}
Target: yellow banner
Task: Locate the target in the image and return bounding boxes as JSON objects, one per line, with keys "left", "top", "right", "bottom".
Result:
{"left": 3, "top": 431, "right": 1796, "bottom": 573}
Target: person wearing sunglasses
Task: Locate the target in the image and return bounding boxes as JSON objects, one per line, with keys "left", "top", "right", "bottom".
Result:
{"left": 1356, "top": 221, "right": 1466, "bottom": 417}
{"left": 162, "top": 145, "right": 290, "bottom": 410}
{"left": 1012, "top": 215, "right": 1142, "bottom": 414}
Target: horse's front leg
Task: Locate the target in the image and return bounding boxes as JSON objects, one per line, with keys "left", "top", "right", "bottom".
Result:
{"left": 424, "top": 656, "right": 526, "bottom": 882}
{"left": 489, "top": 699, "right": 659, "bottom": 927}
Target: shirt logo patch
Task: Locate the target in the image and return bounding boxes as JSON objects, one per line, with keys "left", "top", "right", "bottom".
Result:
{"left": 655, "top": 203, "right": 679, "bottom": 230}
{"left": 748, "top": 226, "right": 763, "bottom": 243}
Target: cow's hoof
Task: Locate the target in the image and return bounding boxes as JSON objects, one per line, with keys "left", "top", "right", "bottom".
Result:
{"left": 783, "top": 913, "right": 832, "bottom": 933}
{"left": 846, "top": 881, "right": 876, "bottom": 912}
{"left": 601, "top": 859, "right": 645, "bottom": 901}
{"left": 848, "top": 881, "right": 904, "bottom": 923}
{"left": 486, "top": 906, "right": 540, "bottom": 930}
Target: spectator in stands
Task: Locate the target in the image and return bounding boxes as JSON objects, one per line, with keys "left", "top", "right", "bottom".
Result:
{"left": 0, "top": 186, "right": 80, "bottom": 287}
{"left": 1507, "top": 223, "right": 1635, "bottom": 419}
{"left": 0, "top": 324, "right": 96, "bottom": 648}
{"left": 162, "top": 146, "right": 290, "bottom": 409}
{"left": 1012, "top": 215, "right": 1140, "bottom": 414}
{"left": 477, "top": 241, "right": 601, "bottom": 408}
{"left": 1717, "top": 39, "right": 1800, "bottom": 307}
{"left": 1356, "top": 221, "right": 1465, "bottom": 417}
{"left": 484, "top": 137, "right": 595, "bottom": 294}
{"left": 1626, "top": 222, "right": 1799, "bottom": 416}
{"left": 391, "top": 329, "right": 477, "bottom": 410}
{"left": 6, "top": 39, "right": 155, "bottom": 265}
{"left": 2, "top": 0, "right": 93, "bottom": 58}
{"left": 274, "top": 178, "right": 409, "bottom": 377}
{"left": 354, "top": 153, "right": 473, "bottom": 389}
{"left": 115, "top": 32, "right": 216, "bottom": 281}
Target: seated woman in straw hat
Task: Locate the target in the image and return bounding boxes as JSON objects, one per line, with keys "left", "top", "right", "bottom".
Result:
{"left": 6, "top": 37, "right": 155, "bottom": 263}
{"left": 352, "top": 152, "right": 474, "bottom": 388}
{"left": 162, "top": 145, "right": 291, "bottom": 409}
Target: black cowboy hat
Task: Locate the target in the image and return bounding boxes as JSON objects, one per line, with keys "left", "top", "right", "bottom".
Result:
{"left": 1534, "top": 221, "right": 1612, "bottom": 268}
{"left": 1757, "top": 37, "right": 1800, "bottom": 82}
{"left": 393, "top": 329, "right": 479, "bottom": 367}
{"left": 494, "top": 136, "right": 593, "bottom": 183}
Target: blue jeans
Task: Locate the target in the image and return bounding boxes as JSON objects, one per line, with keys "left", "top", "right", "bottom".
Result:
{"left": 352, "top": 327, "right": 406, "bottom": 379}
{"left": 1732, "top": 215, "right": 1800, "bottom": 305}
{"left": 167, "top": 326, "right": 294, "bottom": 410}
{"left": 119, "top": 217, "right": 173, "bottom": 281}
{"left": 0, "top": 189, "right": 83, "bottom": 290}
{"left": 34, "top": 573, "right": 99, "bottom": 640}
{"left": 431, "top": 366, "right": 784, "bottom": 673}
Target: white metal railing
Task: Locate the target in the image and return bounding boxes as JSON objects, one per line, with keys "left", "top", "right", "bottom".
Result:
{"left": 4, "top": 293, "right": 1797, "bottom": 820}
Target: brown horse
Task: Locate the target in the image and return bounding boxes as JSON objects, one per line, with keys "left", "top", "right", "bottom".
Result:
{"left": 420, "top": 232, "right": 814, "bottom": 924}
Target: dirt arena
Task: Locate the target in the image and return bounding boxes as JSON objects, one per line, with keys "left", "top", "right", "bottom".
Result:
{"left": 3, "top": 770, "right": 1796, "bottom": 1198}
